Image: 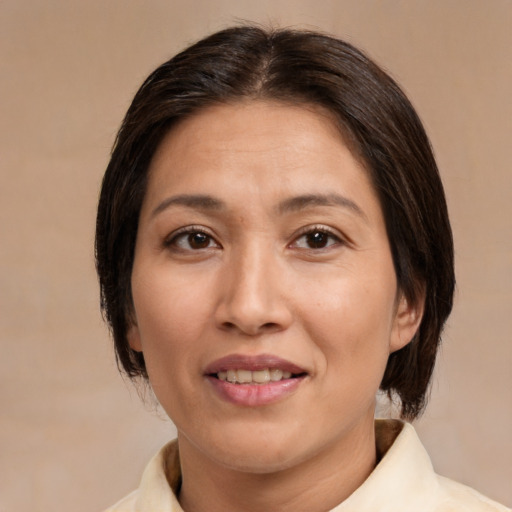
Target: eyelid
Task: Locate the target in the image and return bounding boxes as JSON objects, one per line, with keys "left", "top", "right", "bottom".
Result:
{"left": 289, "top": 224, "right": 347, "bottom": 249}
{"left": 164, "top": 225, "right": 221, "bottom": 249}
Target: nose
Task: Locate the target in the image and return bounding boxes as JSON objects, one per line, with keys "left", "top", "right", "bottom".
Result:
{"left": 214, "top": 244, "right": 293, "bottom": 336}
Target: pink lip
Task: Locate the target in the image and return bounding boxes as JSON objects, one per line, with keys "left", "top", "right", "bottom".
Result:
{"left": 204, "top": 354, "right": 307, "bottom": 407}
{"left": 204, "top": 353, "right": 306, "bottom": 374}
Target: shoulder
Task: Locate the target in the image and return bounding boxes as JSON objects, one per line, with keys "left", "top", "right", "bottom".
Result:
{"left": 435, "top": 475, "right": 511, "bottom": 512}
{"left": 353, "top": 420, "right": 511, "bottom": 512}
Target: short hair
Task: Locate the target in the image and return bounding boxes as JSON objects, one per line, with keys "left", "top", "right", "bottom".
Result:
{"left": 95, "top": 25, "right": 455, "bottom": 420}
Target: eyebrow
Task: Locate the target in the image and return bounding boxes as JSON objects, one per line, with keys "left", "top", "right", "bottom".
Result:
{"left": 151, "top": 194, "right": 225, "bottom": 218}
{"left": 150, "top": 192, "right": 367, "bottom": 221}
{"left": 277, "top": 193, "right": 367, "bottom": 220}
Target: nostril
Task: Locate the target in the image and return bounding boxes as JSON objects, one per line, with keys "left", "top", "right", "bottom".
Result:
{"left": 222, "top": 321, "right": 237, "bottom": 330}
{"left": 220, "top": 321, "right": 281, "bottom": 335}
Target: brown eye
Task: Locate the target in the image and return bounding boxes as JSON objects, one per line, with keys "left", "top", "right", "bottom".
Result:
{"left": 292, "top": 228, "right": 341, "bottom": 250}
{"left": 306, "top": 231, "right": 329, "bottom": 248}
{"left": 188, "top": 232, "right": 210, "bottom": 249}
{"left": 167, "top": 228, "right": 219, "bottom": 251}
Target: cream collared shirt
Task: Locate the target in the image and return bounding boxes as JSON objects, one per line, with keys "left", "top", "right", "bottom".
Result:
{"left": 105, "top": 420, "right": 510, "bottom": 512}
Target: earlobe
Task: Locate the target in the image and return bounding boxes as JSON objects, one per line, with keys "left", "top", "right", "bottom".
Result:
{"left": 127, "top": 322, "right": 143, "bottom": 352}
{"left": 390, "top": 293, "right": 425, "bottom": 353}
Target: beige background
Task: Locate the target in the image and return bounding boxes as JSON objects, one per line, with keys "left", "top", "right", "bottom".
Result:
{"left": 1, "top": 1, "right": 511, "bottom": 511}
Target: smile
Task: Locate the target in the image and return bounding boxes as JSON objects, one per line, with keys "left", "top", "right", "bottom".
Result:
{"left": 205, "top": 354, "right": 308, "bottom": 406}
{"left": 217, "top": 368, "right": 293, "bottom": 384}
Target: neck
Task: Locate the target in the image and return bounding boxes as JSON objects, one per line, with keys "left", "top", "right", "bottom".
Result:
{"left": 176, "top": 418, "right": 377, "bottom": 512}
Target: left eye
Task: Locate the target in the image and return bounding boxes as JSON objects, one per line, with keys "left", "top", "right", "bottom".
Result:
{"left": 292, "top": 229, "right": 341, "bottom": 249}
{"left": 168, "top": 230, "right": 218, "bottom": 251}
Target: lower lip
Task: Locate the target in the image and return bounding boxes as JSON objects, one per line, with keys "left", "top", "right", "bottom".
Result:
{"left": 206, "top": 376, "right": 304, "bottom": 406}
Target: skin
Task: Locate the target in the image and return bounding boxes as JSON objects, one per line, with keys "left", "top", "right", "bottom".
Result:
{"left": 128, "top": 101, "right": 423, "bottom": 512}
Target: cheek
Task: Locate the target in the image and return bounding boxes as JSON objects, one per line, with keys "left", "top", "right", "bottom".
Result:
{"left": 133, "top": 261, "right": 213, "bottom": 334}
{"left": 298, "top": 270, "right": 397, "bottom": 367}
{"left": 303, "top": 271, "right": 396, "bottom": 331}
{"left": 130, "top": 274, "right": 206, "bottom": 409}
{"left": 130, "top": 268, "right": 216, "bottom": 385}
{"left": 309, "top": 287, "right": 394, "bottom": 407}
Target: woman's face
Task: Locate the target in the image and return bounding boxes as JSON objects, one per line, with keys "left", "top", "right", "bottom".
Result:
{"left": 129, "top": 101, "right": 420, "bottom": 473}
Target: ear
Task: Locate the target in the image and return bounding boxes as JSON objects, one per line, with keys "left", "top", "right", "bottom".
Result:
{"left": 389, "top": 292, "right": 425, "bottom": 353}
{"left": 127, "top": 321, "right": 143, "bottom": 352}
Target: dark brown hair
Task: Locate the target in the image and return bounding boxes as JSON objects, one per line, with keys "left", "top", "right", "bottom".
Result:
{"left": 95, "top": 25, "right": 454, "bottom": 419}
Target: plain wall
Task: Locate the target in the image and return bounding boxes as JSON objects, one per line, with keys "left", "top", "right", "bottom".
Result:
{"left": 0, "top": 1, "right": 510, "bottom": 511}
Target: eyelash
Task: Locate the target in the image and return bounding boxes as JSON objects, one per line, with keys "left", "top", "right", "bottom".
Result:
{"left": 165, "top": 226, "right": 220, "bottom": 252}
{"left": 164, "top": 225, "right": 344, "bottom": 253}
{"left": 290, "top": 225, "right": 343, "bottom": 250}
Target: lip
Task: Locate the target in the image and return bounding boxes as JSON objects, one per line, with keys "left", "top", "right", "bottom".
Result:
{"left": 204, "top": 353, "right": 307, "bottom": 374}
{"left": 204, "top": 354, "right": 308, "bottom": 407}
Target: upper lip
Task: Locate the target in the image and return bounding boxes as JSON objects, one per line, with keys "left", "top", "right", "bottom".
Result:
{"left": 204, "top": 354, "right": 307, "bottom": 375}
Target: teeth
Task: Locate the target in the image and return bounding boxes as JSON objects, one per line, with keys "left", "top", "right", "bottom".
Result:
{"left": 237, "top": 369, "right": 252, "bottom": 383}
{"left": 252, "top": 369, "right": 270, "bottom": 383}
{"left": 270, "top": 369, "right": 291, "bottom": 381}
{"left": 270, "top": 368, "right": 283, "bottom": 381}
{"left": 217, "top": 368, "right": 294, "bottom": 384}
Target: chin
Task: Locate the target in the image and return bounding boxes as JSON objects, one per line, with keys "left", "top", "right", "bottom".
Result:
{"left": 202, "top": 424, "right": 315, "bottom": 474}
{"left": 211, "top": 445, "right": 303, "bottom": 474}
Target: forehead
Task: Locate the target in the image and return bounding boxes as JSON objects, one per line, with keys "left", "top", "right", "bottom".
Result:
{"left": 156, "top": 100, "right": 342, "bottom": 152}
{"left": 142, "top": 100, "right": 380, "bottom": 220}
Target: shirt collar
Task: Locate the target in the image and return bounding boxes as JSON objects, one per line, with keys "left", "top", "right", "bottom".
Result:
{"left": 332, "top": 420, "right": 440, "bottom": 511}
{"left": 134, "top": 419, "right": 439, "bottom": 512}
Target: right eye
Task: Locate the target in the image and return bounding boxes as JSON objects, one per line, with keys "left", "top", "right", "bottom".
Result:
{"left": 166, "top": 227, "right": 220, "bottom": 252}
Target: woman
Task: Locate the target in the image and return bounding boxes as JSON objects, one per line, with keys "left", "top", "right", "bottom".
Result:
{"left": 96, "top": 26, "right": 509, "bottom": 511}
